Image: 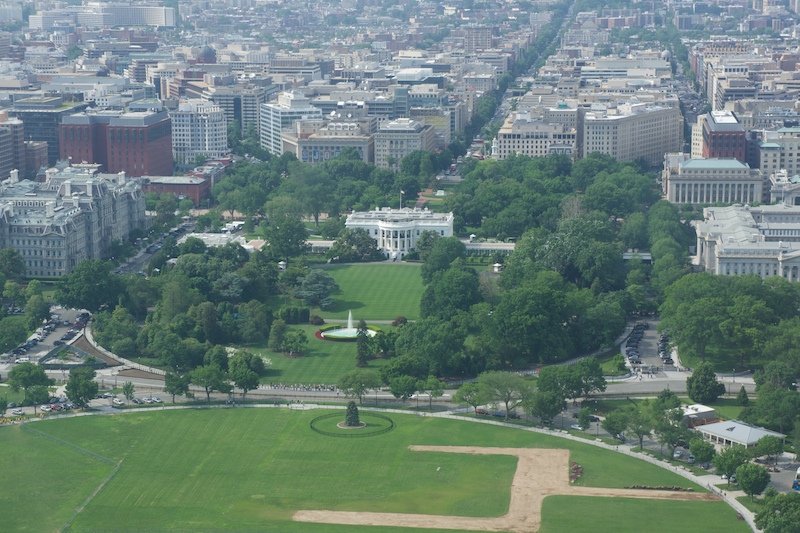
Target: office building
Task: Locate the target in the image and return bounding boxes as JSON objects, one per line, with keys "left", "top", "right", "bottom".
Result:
{"left": 492, "top": 112, "right": 576, "bottom": 160}
{"left": 699, "top": 111, "right": 746, "bottom": 163}
{"left": 170, "top": 100, "right": 228, "bottom": 165}
{"left": 374, "top": 118, "right": 436, "bottom": 169}
{"left": 696, "top": 204, "right": 800, "bottom": 281}
{"left": 581, "top": 103, "right": 682, "bottom": 165}
{"left": 662, "top": 157, "right": 764, "bottom": 204}
{"left": 259, "top": 91, "right": 322, "bottom": 155}
{"left": 9, "top": 96, "right": 90, "bottom": 166}
{"left": 0, "top": 166, "right": 147, "bottom": 277}
{"left": 59, "top": 105, "right": 172, "bottom": 177}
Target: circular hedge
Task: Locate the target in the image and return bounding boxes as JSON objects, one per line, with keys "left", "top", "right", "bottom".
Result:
{"left": 310, "top": 411, "right": 395, "bottom": 438}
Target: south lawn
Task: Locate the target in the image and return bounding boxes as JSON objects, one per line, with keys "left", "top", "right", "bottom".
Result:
{"left": 0, "top": 409, "right": 749, "bottom": 533}
{"left": 315, "top": 263, "right": 424, "bottom": 320}
{"left": 253, "top": 324, "right": 390, "bottom": 385}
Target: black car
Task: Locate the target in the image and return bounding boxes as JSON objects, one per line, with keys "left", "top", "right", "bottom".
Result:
{"left": 588, "top": 415, "right": 600, "bottom": 422}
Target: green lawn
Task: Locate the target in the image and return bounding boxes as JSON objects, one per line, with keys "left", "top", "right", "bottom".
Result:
{"left": 316, "top": 264, "right": 424, "bottom": 320}
{"left": 251, "top": 324, "right": 390, "bottom": 385}
{"left": 0, "top": 409, "right": 746, "bottom": 532}
{"left": 540, "top": 496, "right": 748, "bottom": 533}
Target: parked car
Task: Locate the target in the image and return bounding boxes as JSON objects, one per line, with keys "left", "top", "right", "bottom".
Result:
{"left": 570, "top": 424, "right": 585, "bottom": 431}
{"left": 112, "top": 398, "right": 124, "bottom": 406}
{"left": 673, "top": 449, "right": 682, "bottom": 458}
{"left": 688, "top": 455, "right": 696, "bottom": 465}
{"left": 152, "top": 397, "right": 163, "bottom": 403}
{"left": 11, "top": 408, "right": 23, "bottom": 416}
{"left": 132, "top": 398, "right": 144, "bottom": 405}
{"left": 588, "top": 415, "right": 600, "bottom": 422}
{"left": 475, "top": 408, "right": 489, "bottom": 415}
{"left": 40, "top": 405, "right": 52, "bottom": 412}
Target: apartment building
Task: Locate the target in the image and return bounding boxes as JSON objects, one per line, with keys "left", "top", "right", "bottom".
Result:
{"left": 699, "top": 111, "right": 746, "bottom": 163}
{"left": 759, "top": 127, "right": 800, "bottom": 177}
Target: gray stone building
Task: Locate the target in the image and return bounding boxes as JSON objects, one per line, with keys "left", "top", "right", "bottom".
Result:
{"left": 0, "top": 165, "right": 147, "bottom": 277}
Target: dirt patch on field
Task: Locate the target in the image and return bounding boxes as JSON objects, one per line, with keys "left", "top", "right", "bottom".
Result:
{"left": 293, "top": 445, "right": 717, "bottom": 532}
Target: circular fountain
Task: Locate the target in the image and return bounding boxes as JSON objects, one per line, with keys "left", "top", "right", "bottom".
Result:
{"left": 319, "top": 311, "right": 377, "bottom": 341}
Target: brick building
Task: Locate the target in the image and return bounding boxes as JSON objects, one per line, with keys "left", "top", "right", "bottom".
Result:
{"left": 59, "top": 105, "right": 172, "bottom": 177}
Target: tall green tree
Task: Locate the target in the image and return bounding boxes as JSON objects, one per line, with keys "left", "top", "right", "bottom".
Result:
{"left": 525, "top": 390, "right": 562, "bottom": 425}
{"left": 229, "top": 357, "right": 260, "bottom": 401}
{"left": 626, "top": 401, "right": 654, "bottom": 451}
{"left": 421, "top": 237, "right": 467, "bottom": 284}
{"left": 755, "top": 491, "right": 800, "bottom": 532}
{"left": 686, "top": 362, "right": 725, "bottom": 404}
{"left": 476, "top": 371, "right": 532, "bottom": 420}
{"left": 736, "top": 463, "right": 771, "bottom": 501}
{"left": 163, "top": 371, "right": 190, "bottom": 403}
{"left": 56, "top": 260, "right": 123, "bottom": 312}
{"left": 122, "top": 381, "right": 135, "bottom": 402}
{"left": 24, "top": 294, "right": 50, "bottom": 331}
{"left": 0, "top": 248, "right": 25, "bottom": 280}
{"left": 190, "top": 365, "right": 232, "bottom": 402}
{"left": 689, "top": 438, "right": 716, "bottom": 465}
{"left": 712, "top": 445, "right": 750, "bottom": 488}
{"left": 337, "top": 369, "right": 381, "bottom": 404}
{"left": 8, "top": 362, "right": 53, "bottom": 403}
{"left": 453, "top": 382, "right": 485, "bottom": 413}
{"left": 390, "top": 375, "right": 418, "bottom": 401}
{"left": 262, "top": 214, "right": 309, "bottom": 261}
{"left": 65, "top": 367, "right": 99, "bottom": 407}
{"left": 602, "top": 410, "right": 629, "bottom": 440}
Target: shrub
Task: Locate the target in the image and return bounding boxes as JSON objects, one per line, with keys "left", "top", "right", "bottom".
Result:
{"left": 310, "top": 315, "right": 325, "bottom": 325}
{"left": 391, "top": 316, "right": 408, "bottom": 327}
{"left": 278, "top": 307, "right": 310, "bottom": 324}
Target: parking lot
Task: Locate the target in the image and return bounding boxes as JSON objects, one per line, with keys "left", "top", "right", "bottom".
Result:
{"left": 623, "top": 320, "right": 678, "bottom": 375}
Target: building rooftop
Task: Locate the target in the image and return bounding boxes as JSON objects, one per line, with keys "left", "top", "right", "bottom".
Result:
{"left": 698, "top": 420, "right": 784, "bottom": 446}
{"left": 681, "top": 158, "right": 748, "bottom": 170}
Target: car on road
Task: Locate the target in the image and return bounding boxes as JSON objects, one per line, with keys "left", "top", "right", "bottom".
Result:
{"left": 11, "top": 408, "right": 23, "bottom": 416}
{"left": 475, "top": 408, "right": 489, "bottom": 415}
{"left": 588, "top": 415, "right": 600, "bottom": 422}
{"left": 570, "top": 424, "right": 585, "bottom": 431}
{"left": 673, "top": 449, "right": 682, "bottom": 458}
{"left": 688, "top": 455, "right": 695, "bottom": 465}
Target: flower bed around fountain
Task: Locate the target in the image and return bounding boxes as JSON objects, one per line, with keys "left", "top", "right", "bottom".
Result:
{"left": 317, "top": 324, "right": 380, "bottom": 341}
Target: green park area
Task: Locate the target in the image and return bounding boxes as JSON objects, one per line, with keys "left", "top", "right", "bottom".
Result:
{"left": 0, "top": 409, "right": 748, "bottom": 533}
{"left": 254, "top": 324, "right": 390, "bottom": 385}
{"left": 316, "top": 264, "right": 424, "bottom": 320}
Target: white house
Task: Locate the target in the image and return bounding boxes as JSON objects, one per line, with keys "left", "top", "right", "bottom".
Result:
{"left": 345, "top": 207, "right": 454, "bottom": 259}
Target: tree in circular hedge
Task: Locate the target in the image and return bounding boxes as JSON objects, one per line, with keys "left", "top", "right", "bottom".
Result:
{"left": 345, "top": 401, "right": 360, "bottom": 427}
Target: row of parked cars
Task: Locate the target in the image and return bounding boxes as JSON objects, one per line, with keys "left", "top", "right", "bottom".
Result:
{"left": 474, "top": 408, "right": 521, "bottom": 419}
{"left": 625, "top": 322, "right": 649, "bottom": 365}
{"left": 40, "top": 396, "right": 81, "bottom": 413}
{"left": 658, "top": 334, "right": 674, "bottom": 366}
{"left": 55, "top": 312, "right": 90, "bottom": 344}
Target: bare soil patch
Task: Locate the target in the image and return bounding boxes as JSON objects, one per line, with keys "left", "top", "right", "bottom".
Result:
{"left": 293, "top": 445, "right": 717, "bottom": 532}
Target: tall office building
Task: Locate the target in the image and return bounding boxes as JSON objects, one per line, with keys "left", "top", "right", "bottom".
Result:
{"left": 259, "top": 91, "right": 322, "bottom": 155}
{"left": 374, "top": 118, "right": 436, "bottom": 169}
{"left": 699, "top": 111, "right": 746, "bottom": 163}
{"left": 463, "top": 25, "right": 494, "bottom": 53}
{"left": 581, "top": 103, "right": 682, "bottom": 165}
{"left": 203, "top": 83, "right": 271, "bottom": 134}
{"left": 9, "top": 96, "right": 90, "bottom": 166}
{"left": 60, "top": 105, "right": 172, "bottom": 177}
{"left": 170, "top": 100, "right": 228, "bottom": 165}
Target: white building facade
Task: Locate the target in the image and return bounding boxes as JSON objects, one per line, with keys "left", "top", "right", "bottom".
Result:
{"left": 663, "top": 158, "right": 764, "bottom": 204}
{"left": 170, "top": 99, "right": 228, "bottom": 165}
{"left": 492, "top": 111, "right": 576, "bottom": 160}
{"left": 259, "top": 91, "right": 323, "bottom": 155}
{"left": 695, "top": 204, "right": 800, "bottom": 281}
{"left": 345, "top": 207, "right": 454, "bottom": 258}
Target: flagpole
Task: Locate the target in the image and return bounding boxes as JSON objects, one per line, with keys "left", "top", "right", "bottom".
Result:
{"left": 400, "top": 190, "right": 404, "bottom": 209}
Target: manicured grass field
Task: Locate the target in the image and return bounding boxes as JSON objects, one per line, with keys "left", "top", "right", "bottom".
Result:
{"left": 0, "top": 409, "right": 748, "bottom": 532}
{"left": 539, "top": 496, "right": 748, "bottom": 533}
{"left": 252, "top": 324, "right": 389, "bottom": 385}
{"left": 316, "top": 264, "right": 424, "bottom": 320}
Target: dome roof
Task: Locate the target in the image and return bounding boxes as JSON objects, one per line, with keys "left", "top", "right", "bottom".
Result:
{"left": 198, "top": 45, "right": 216, "bottom": 63}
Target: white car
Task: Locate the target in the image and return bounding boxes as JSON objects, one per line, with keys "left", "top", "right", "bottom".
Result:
{"left": 143, "top": 397, "right": 153, "bottom": 404}
{"left": 40, "top": 405, "right": 51, "bottom": 412}
{"left": 112, "top": 398, "right": 124, "bottom": 406}
{"left": 570, "top": 424, "right": 585, "bottom": 431}
{"left": 152, "top": 397, "right": 162, "bottom": 403}
{"left": 11, "top": 408, "right": 23, "bottom": 416}
{"left": 673, "top": 449, "right": 682, "bottom": 458}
